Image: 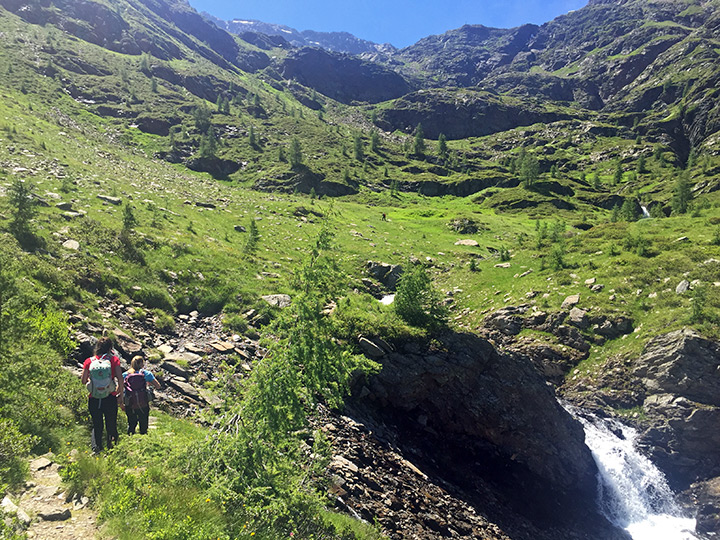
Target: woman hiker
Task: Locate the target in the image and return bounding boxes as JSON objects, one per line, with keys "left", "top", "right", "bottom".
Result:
{"left": 123, "top": 355, "right": 161, "bottom": 435}
{"left": 81, "top": 337, "right": 124, "bottom": 453}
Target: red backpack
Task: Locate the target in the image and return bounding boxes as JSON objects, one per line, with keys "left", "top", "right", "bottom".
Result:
{"left": 124, "top": 371, "right": 149, "bottom": 410}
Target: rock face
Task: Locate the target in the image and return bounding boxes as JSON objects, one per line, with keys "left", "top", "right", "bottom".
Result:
{"left": 358, "top": 332, "right": 617, "bottom": 535}
{"left": 375, "top": 89, "right": 572, "bottom": 140}
{"left": 633, "top": 329, "right": 720, "bottom": 489}
{"left": 279, "top": 48, "right": 411, "bottom": 104}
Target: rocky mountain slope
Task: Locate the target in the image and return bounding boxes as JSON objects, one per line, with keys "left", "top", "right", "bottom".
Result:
{"left": 204, "top": 14, "right": 395, "bottom": 55}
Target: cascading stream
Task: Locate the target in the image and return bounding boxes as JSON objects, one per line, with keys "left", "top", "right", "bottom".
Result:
{"left": 564, "top": 405, "right": 697, "bottom": 540}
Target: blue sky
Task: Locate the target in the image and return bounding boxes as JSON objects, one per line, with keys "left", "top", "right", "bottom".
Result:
{"left": 187, "top": 0, "right": 588, "bottom": 48}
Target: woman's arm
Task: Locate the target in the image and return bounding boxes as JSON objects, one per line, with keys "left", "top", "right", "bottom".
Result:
{"left": 81, "top": 366, "right": 89, "bottom": 385}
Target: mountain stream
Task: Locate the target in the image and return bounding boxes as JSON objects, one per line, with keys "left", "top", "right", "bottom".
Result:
{"left": 565, "top": 405, "right": 697, "bottom": 540}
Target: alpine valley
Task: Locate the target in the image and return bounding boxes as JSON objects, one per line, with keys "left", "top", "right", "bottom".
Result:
{"left": 0, "top": 0, "right": 719, "bottom": 539}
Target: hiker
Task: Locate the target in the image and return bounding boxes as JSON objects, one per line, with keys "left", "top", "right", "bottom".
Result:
{"left": 81, "top": 337, "right": 124, "bottom": 453}
{"left": 123, "top": 355, "right": 161, "bottom": 435}
{"left": 381, "top": 212, "right": 387, "bottom": 221}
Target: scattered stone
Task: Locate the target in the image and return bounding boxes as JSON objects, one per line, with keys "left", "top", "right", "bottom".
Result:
{"left": 157, "top": 344, "right": 173, "bottom": 355}
{"left": 331, "top": 456, "right": 359, "bottom": 474}
{"left": 209, "top": 341, "right": 234, "bottom": 353}
{"left": 56, "top": 202, "right": 73, "bottom": 211}
{"left": 584, "top": 278, "right": 596, "bottom": 286}
{"left": 568, "top": 308, "right": 588, "bottom": 329}
{"left": 358, "top": 337, "right": 386, "bottom": 358}
{"left": 38, "top": 508, "right": 71, "bottom": 521}
{"left": 261, "top": 294, "right": 292, "bottom": 308}
{"left": 62, "top": 239, "right": 80, "bottom": 250}
{"left": 160, "top": 360, "right": 190, "bottom": 379}
{"left": 165, "top": 378, "right": 200, "bottom": 400}
{"left": 676, "top": 280, "right": 691, "bottom": 294}
{"left": 166, "top": 351, "right": 201, "bottom": 363}
{"left": 234, "top": 225, "right": 246, "bottom": 233}
{"left": 454, "top": 239, "right": 479, "bottom": 247}
{"left": 591, "top": 284, "right": 605, "bottom": 293}
{"left": 112, "top": 328, "right": 142, "bottom": 355}
{"left": 494, "top": 262, "right": 511, "bottom": 268}
{"left": 1, "top": 496, "right": 18, "bottom": 514}
{"left": 674, "top": 236, "right": 689, "bottom": 243}
{"left": 97, "top": 195, "right": 121, "bottom": 205}
{"left": 30, "top": 457, "right": 53, "bottom": 472}
{"left": 561, "top": 295, "right": 580, "bottom": 310}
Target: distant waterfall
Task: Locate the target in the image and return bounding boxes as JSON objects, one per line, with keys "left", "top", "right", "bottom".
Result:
{"left": 565, "top": 405, "right": 697, "bottom": 540}
{"left": 641, "top": 206, "right": 651, "bottom": 218}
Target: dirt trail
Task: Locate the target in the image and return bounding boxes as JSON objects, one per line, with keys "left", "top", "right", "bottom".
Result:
{"left": 9, "top": 455, "right": 100, "bottom": 540}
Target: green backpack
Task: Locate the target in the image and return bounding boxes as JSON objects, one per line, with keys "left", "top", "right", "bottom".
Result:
{"left": 87, "top": 354, "right": 116, "bottom": 399}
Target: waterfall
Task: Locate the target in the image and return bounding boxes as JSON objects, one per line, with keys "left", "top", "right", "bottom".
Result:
{"left": 641, "top": 206, "right": 651, "bottom": 218}
{"left": 565, "top": 405, "right": 697, "bottom": 540}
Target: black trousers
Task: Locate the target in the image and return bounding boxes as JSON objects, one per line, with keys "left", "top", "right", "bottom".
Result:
{"left": 88, "top": 395, "right": 118, "bottom": 452}
{"left": 126, "top": 406, "right": 150, "bottom": 435}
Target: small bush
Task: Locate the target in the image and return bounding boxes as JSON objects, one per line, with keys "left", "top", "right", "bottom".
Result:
{"left": 129, "top": 283, "right": 175, "bottom": 312}
{"left": 153, "top": 309, "right": 175, "bottom": 334}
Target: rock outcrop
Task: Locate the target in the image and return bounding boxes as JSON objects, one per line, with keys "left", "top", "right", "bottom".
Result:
{"left": 633, "top": 329, "right": 720, "bottom": 489}
{"left": 279, "top": 48, "right": 412, "bottom": 104}
{"left": 355, "top": 332, "right": 624, "bottom": 537}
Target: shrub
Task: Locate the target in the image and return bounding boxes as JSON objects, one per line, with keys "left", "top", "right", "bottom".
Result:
{"left": 153, "top": 309, "right": 175, "bottom": 334}
{"left": 394, "top": 264, "right": 448, "bottom": 330}
{"left": 129, "top": 283, "right": 175, "bottom": 312}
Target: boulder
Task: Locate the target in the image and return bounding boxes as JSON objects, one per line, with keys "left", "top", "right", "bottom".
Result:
{"left": 634, "top": 329, "right": 720, "bottom": 406}
{"left": 561, "top": 294, "right": 580, "bottom": 309}
{"left": 161, "top": 360, "right": 190, "bottom": 379}
{"left": 261, "top": 294, "right": 292, "bottom": 308}
{"left": 676, "top": 280, "right": 690, "bottom": 294}
{"left": 97, "top": 195, "right": 121, "bottom": 205}
{"left": 358, "top": 336, "right": 387, "bottom": 358}
{"left": 366, "top": 261, "right": 403, "bottom": 290}
{"left": 568, "top": 308, "right": 589, "bottom": 329}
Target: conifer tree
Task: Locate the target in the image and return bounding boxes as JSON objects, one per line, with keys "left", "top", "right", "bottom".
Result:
{"left": 370, "top": 130, "right": 380, "bottom": 153}
{"left": 289, "top": 137, "right": 303, "bottom": 169}
{"left": 413, "top": 123, "right": 426, "bottom": 157}
{"left": 671, "top": 174, "right": 692, "bottom": 214}
{"left": 8, "top": 178, "right": 37, "bottom": 238}
{"left": 437, "top": 133, "right": 448, "bottom": 161}
{"left": 354, "top": 133, "right": 364, "bottom": 161}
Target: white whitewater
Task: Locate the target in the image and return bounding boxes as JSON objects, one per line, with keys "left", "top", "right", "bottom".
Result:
{"left": 641, "top": 205, "right": 651, "bottom": 218}
{"left": 566, "top": 406, "right": 697, "bottom": 540}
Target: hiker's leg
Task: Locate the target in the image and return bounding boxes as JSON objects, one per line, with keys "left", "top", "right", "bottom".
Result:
{"left": 88, "top": 397, "right": 104, "bottom": 453}
{"left": 126, "top": 407, "right": 138, "bottom": 435}
{"left": 137, "top": 407, "right": 150, "bottom": 435}
{"left": 104, "top": 397, "right": 119, "bottom": 448}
